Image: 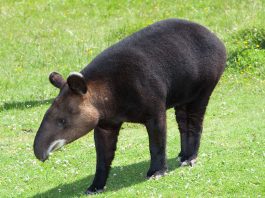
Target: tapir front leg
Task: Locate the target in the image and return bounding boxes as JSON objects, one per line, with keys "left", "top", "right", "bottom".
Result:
{"left": 145, "top": 110, "right": 168, "bottom": 178}
{"left": 86, "top": 124, "right": 121, "bottom": 194}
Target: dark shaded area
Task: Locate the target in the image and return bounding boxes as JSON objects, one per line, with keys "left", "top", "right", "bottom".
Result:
{"left": 31, "top": 158, "right": 181, "bottom": 197}
{"left": 227, "top": 27, "right": 265, "bottom": 68}
{"left": 0, "top": 99, "right": 53, "bottom": 112}
{"left": 227, "top": 48, "right": 248, "bottom": 63}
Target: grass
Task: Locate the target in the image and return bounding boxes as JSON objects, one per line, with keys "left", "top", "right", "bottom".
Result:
{"left": 0, "top": 0, "right": 265, "bottom": 197}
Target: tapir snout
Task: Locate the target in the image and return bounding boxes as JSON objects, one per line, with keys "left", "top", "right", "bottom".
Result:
{"left": 33, "top": 128, "right": 66, "bottom": 161}
{"left": 33, "top": 131, "right": 48, "bottom": 162}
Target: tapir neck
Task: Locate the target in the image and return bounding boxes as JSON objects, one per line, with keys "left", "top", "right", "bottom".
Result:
{"left": 85, "top": 80, "right": 115, "bottom": 120}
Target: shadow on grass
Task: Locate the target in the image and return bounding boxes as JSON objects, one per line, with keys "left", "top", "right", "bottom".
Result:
{"left": 32, "top": 158, "right": 179, "bottom": 197}
{"left": 0, "top": 99, "right": 53, "bottom": 112}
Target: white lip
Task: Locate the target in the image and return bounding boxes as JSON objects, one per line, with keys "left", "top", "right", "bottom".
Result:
{"left": 47, "top": 139, "right": 66, "bottom": 156}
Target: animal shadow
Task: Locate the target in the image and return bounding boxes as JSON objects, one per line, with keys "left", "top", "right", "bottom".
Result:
{"left": 32, "top": 158, "right": 180, "bottom": 197}
{"left": 0, "top": 99, "right": 53, "bottom": 112}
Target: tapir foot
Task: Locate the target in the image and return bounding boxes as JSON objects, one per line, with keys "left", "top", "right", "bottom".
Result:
{"left": 146, "top": 167, "right": 167, "bottom": 179}
{"left": 179, "top": 158, "right": 197, "bottom": 167}
{"left": 85, "top": 186, "right": 104, "bottom": 195}
{"left": 177, "top": 154, "right": 197, "bottom": 167}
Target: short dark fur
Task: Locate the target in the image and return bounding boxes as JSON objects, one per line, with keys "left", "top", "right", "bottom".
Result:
{"left": 34, "top": 19, "right": 226, "bottom": 194}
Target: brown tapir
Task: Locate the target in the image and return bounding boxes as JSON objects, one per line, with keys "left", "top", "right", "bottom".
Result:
{"left": 33, "top": 18, "right": 226, "bottom": 194}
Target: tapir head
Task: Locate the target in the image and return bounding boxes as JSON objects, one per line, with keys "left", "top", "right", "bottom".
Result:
{"left": 33, "top": 72, "right": 99, "bottom": 162}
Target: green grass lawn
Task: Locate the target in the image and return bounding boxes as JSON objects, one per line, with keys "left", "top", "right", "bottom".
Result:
{"left": 0, "top": 0, "right": 265, "bottom": 197}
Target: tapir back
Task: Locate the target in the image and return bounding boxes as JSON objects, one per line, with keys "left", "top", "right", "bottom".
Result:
{"left": 81, "top": 18, "right": 226, "bottom": 119}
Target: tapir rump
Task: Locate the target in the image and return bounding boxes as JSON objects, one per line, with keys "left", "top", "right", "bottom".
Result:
{"left": 33, "top": 19, "right": 226, "bottom": 194}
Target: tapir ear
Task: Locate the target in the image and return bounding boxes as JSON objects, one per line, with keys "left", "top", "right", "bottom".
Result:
{"left": 67, "top": 72, "right": 87, "bottom": 95}
{"left": 49, "top": 72, "right": 66, "bottom": 89}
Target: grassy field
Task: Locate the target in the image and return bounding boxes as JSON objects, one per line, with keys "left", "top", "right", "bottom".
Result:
{"left": 1, "top": 0, "right": 265, "bottom": 197}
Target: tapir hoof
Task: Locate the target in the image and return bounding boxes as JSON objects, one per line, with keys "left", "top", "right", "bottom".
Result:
{"left": 177, "top": 156, "right": 197, "bottom": 167}
{"left": 85, "top": 187, "right": 104, "bottom": 195}
{"left": 146, "top": 168, "right": 167, "bottom": 179}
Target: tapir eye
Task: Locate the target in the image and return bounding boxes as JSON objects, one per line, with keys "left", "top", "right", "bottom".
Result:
{"left": 57, "top": 118, "right": 66, "bottom": 128}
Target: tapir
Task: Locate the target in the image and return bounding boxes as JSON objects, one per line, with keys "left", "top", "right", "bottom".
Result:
{"left": 33, "top": 18, "right": 226, "bottom": 194}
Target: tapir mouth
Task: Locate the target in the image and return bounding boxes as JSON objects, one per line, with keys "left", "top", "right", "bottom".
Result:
{"left": 47, "top": 139, "right": 66, "bottom": 156}
{"left": 36, "top": 139, "right": 67, "bottom": 162}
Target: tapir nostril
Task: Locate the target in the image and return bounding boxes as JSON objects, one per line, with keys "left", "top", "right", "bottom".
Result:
{"left": 40, "top": 153, "right": 48, "bottom": 162}
{"left": 33, "top": 145, "right": 48, "bottom": 162}
{"left": 33, "top": 137, "right": 48, "bottom": 162}
{"left": 33, "top": 145, "right": 46, "bottom": 161}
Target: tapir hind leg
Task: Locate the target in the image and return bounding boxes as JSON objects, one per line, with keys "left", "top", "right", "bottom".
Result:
{"left": 86, "top": 123, "right": 121, "bottom": 195}
{"left": 175, "top": 88, "right": 213, "bottom": 166}
{"left": 145, "top": 110, "right": 168, "bottom": 178}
